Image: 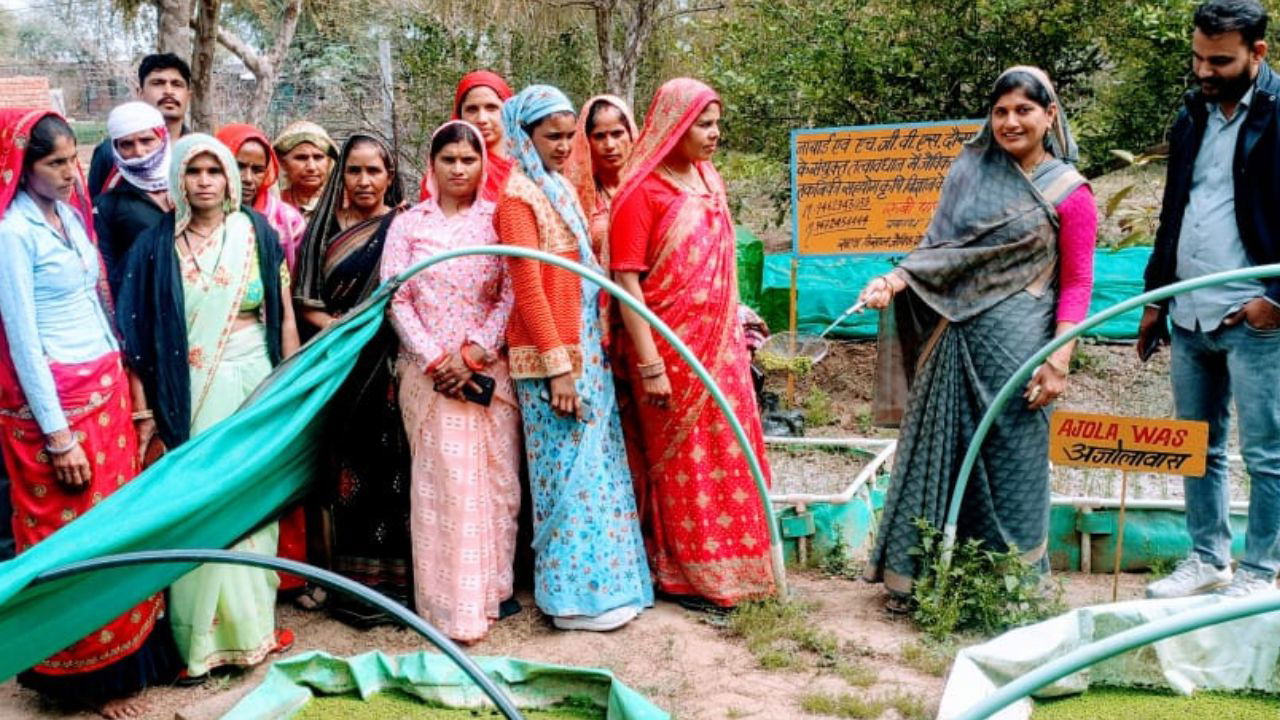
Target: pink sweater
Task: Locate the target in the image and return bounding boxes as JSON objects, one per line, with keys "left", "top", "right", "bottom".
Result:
{"left": 1055, "top": 184, "right": 1097, "bottom": 324}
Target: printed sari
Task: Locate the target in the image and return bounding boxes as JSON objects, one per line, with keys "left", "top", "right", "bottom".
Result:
{"left": 610, "top": 79, "right": 775, "bottom": 606}
{"left": 117, "top": 134, "right": 285, "bottom": 676}
{"left": 0, "top": 108, "right": 177, "bottom": 701}
{"left": 863, "top": 67, "right": 1087, "bottom": 598}
{"left": 383, "top": 121, "right": 520, "bottom": 641}
{"left": 501, "top": 86, "right": 653, "bottom": 620}
{"left": 295, "top": 134, "right": 413, "bottom": 622}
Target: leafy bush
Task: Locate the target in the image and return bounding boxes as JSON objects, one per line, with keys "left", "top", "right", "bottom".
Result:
{"left": 909, "top": 519, "right": 1064, "bottom": 641}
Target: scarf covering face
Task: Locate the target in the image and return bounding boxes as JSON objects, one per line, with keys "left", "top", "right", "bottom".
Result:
{"left": 612, "top": 78, "right": 720, "bottom": 214}
{"left": 169, "top": 133, "right": 242, "bottom": 236}
{"left": 107, "top": 101, "right": 171, "bottom": 193}
{"left": 423, "top": 120, "right": 488, "bottom": 205}
{"left": 565, "top": 94, "right": 638, "bottom": 215}
{"left": 894, "top": 64, "right": 1084, "bottom": 323}
{"left": 501, "top": 84, "right": 591, "bottom": 257}
{"left": 215, "top": 123, "right": 281, "bottom": 213}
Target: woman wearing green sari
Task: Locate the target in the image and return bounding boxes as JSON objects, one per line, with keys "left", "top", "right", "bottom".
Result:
{"left": 117, "top": 134, "right": 301, "bottom": 678}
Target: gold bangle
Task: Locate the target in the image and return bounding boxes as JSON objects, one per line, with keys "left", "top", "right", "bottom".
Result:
{"left": 638, "top": 360, "right": 666, "bottom": 379}
{"left": 132, "top": 410, "right": 154, "bottom": 421}
{"left": 1044, "top": 357, "right": 1069, "bottom": 376}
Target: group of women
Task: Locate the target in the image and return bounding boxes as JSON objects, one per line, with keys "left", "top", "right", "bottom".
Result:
{"left": 0, "top": 70, "right": 784, "bottom": 716}
{"left": 0, "top": 60, "right": 1098, "bottom": 716}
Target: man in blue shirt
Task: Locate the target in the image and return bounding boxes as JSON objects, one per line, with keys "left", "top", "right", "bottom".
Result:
{"left": 1142, "top": 0, "right": 1280, "bottom": 598}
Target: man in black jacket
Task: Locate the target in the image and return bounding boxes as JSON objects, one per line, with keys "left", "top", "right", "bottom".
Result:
{"left": 1141, "top": 0, "right": 1280, "bottom": 599}
{"left": 94, "top": 101, "right": 172, "bottom": 296}
{"left": 88, "top": 53, "right": 190, "bottom": 199}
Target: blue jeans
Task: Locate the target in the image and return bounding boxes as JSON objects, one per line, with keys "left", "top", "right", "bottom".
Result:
{"left": 1172, "top": 321, "right": 1280, "bottom": 577}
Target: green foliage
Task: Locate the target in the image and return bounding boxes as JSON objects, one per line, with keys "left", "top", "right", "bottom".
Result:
{"left": 817, "top": 530, "right": 864, "bottom": 581}
{"left": 800, "top": 690, "right": 930, "bottom": 720}
{"left": 1068, "top": 343, "right": 1106, "bottom": 377}
{"left": 909, "top": 519, "right": 1065, "bottom": 641}
{"left": 723, "top": 599, "right": 844, "bottom": 671}
{"left": 803, "top": 387, "right": 836, "bottom": 428}
{"left": 899, "top": 639, "right": 955, "bottom": 677}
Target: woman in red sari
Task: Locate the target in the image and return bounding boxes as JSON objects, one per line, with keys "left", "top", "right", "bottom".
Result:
{"left": 610, "top": 78, "right": 775, "bottom": 608}
{"left": 0, "top": 109, "right": 178, "bottom": 718}
{"left": 419, "top": 70, "right": 514, "bottom": 203}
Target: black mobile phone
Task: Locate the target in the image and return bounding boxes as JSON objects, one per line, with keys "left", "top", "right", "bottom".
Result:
{"left": 436, "top": 372, "right": 495, "bottom": 406}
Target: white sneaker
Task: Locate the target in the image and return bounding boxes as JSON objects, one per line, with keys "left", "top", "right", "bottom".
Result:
{"left": 1214, "top": 569, "right": 1278, "bottom": 598}
{"left": 1145, "top": 555, "right": 1231, "bottom": 599}
{"left": 552, "top": 605, "right": 639, "bottom": 632}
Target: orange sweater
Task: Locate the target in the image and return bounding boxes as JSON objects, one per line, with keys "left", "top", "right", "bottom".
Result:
{"left": 497, "top": 171, "right": 584, "bottom": 379}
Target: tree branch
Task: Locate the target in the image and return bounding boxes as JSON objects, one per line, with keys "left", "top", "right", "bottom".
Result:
{"left": 655, "top": 2, "right": 724, "bottom": 23}
{"left": 189, "top": 16, "right": 268, "bottom": 77}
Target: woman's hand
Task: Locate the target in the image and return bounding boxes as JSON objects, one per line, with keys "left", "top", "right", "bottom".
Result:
{"left": 462, "top": 343, "right": 490, "bottom": 370}
{"left": 432, "top": 352, "right": 476, "bottom": 399}
{"left": 548, "top": 372, "right": 580, "bottom": 419}
{"left": 642, "top": 370, "right": 673, "bottom": 409}
{"left": 858, "top": 272, "right": 905, "bottom": 310}
{"left": 46, "top": 430, "right": 91, "bottom": 491}
{"left": 1024, "top": 359, "right": 1068, "bottom": 410}
{"left": 135, "top": 418, "right": 158, "bottom": 466}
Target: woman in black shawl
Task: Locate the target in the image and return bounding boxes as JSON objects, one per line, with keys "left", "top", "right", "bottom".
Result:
{"left": 293, "top": 133, "right": 414, "bottom": 625}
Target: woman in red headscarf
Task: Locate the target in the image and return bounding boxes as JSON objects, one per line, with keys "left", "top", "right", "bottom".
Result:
{"left": 0, "top": 109, "right": 179, "bottom": 718}
{"left": 419, "top": 70, "right": 514, "bottom": 203}
{"left": 216, "top": 124, "right": 308, "bottom": 276}
{"left": 609, "top": 79, "right": 775, "bottom": 609}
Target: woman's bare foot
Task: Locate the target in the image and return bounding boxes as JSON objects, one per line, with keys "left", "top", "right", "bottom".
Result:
{"left": 90, "top": 694, "right": 149, "bottom": 720}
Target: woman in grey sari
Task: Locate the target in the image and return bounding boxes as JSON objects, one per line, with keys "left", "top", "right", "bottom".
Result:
{"left": 860, "top": 66, "right": 1097, "bottom": 610}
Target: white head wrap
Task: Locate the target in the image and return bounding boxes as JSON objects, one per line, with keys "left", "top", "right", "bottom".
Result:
{"left": 107, "top": 101, "right": 170, "bottom": 192}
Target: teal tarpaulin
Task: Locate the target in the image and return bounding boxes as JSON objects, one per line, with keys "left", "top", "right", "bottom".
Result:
{"left": 0, "top": 282, "right": 391, "bottom": 681}
{"left": 735, "top": 225, "right": 764, "bottom": 312}
{"left": 225, "top": 651, "right": 669, "bottom": 719}
{"left": 758, "top": 247, "right": 1152, "bottom": 340}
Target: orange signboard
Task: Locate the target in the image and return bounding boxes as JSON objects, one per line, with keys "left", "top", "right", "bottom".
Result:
{"left": 1049, "top": 411, "right": 1208, "bottom": 477}
{"left": 790, "top": 120, "right": 981, "bottom": 256}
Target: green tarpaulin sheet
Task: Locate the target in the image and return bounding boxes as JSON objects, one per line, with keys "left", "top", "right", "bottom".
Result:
{"left": 0, "top": 280, "right": 392, "bottom": 682}
{"left": 735, "top": 226, "right": 764, "bottom": 312}
{"left": 224, "top": 650, "right": 668, "bottom": 719}
{"left": 758, "top": 247, "right": 1152, "bottom": 340}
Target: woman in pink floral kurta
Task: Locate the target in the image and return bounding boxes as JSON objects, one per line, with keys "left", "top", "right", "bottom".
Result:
{"left": 380, "top": 121, "right": 520, "bottom": 643}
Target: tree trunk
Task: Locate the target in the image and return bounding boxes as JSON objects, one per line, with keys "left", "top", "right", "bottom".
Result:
{"left": 153, "top": 0, "right": 191, "bottom": 59}
{"left": 207, "top": 0, "right": 303, "bottom": 127}
{"left": 593, "top": 0, "right": 659, "bottom": 108}
{"left": 189, "top": 0, "right": 220, "bottom": 131}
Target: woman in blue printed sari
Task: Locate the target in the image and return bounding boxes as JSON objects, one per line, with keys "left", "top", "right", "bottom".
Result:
{"left": 495, "top": 85, "right": 653, "bottom": 632}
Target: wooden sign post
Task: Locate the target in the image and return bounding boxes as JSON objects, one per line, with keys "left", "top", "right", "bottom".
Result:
{"left": 1049, "top": 411, "right": 1209, "bottom": 601}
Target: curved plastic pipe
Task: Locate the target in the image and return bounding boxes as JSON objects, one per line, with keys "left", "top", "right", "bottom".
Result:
{"left": 33, "top": 550, "right": 526, "bottom": 719}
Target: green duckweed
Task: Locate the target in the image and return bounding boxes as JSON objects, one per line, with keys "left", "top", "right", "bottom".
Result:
{"left": 756, "top": 351, "right": 815, "bottom": 376}
{"left": 292, "top": 690, "right": 605, "bottom": 720}
{"left": 1032, "top": 686, "right": 1280, "bottom": 719}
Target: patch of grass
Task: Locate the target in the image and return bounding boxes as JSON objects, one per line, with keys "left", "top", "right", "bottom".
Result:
{"left": 725, "top": 599, "right": 842, "bottom": 671}
{"left": 899, "top": 640, "right": 954, "bottom": 677}
{"left": 1146, "top": 554, "right": 1177, "bottom": 579}
{"left": 834, "top": 659, "right": 877, "bottom": 688}
{"left": 799, "top": 692, "right": 884, "bottom": 719}
{"left": 817, "top": 532, "right": 864, "bottom": 581}
{"left": 883, "top": 690, "right": 930, "bottom": 720}
{"left": 803, "top": 386, "right": 836, "bottom": 427}
{"left": 910, "top": 519, "right": 1066, "bottom": 641}
{"left": 1069, "top": 343, "right": 1107, "bottom": 377}
{"left": 1032, "top": 687, "right": 1280, "bottom": 719}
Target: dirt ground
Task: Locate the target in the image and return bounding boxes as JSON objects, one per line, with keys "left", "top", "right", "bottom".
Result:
{"left": 0, "top": 570, "right": 1153, "bottom": 720}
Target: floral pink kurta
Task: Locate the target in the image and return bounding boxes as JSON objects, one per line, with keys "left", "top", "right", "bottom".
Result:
{"left": 380, "top": 197, "right": 520, "bottom": 642}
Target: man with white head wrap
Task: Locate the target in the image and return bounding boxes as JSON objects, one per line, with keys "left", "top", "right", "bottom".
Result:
{"left": 93, "top": 101, "right": 175, "bottom": 296}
